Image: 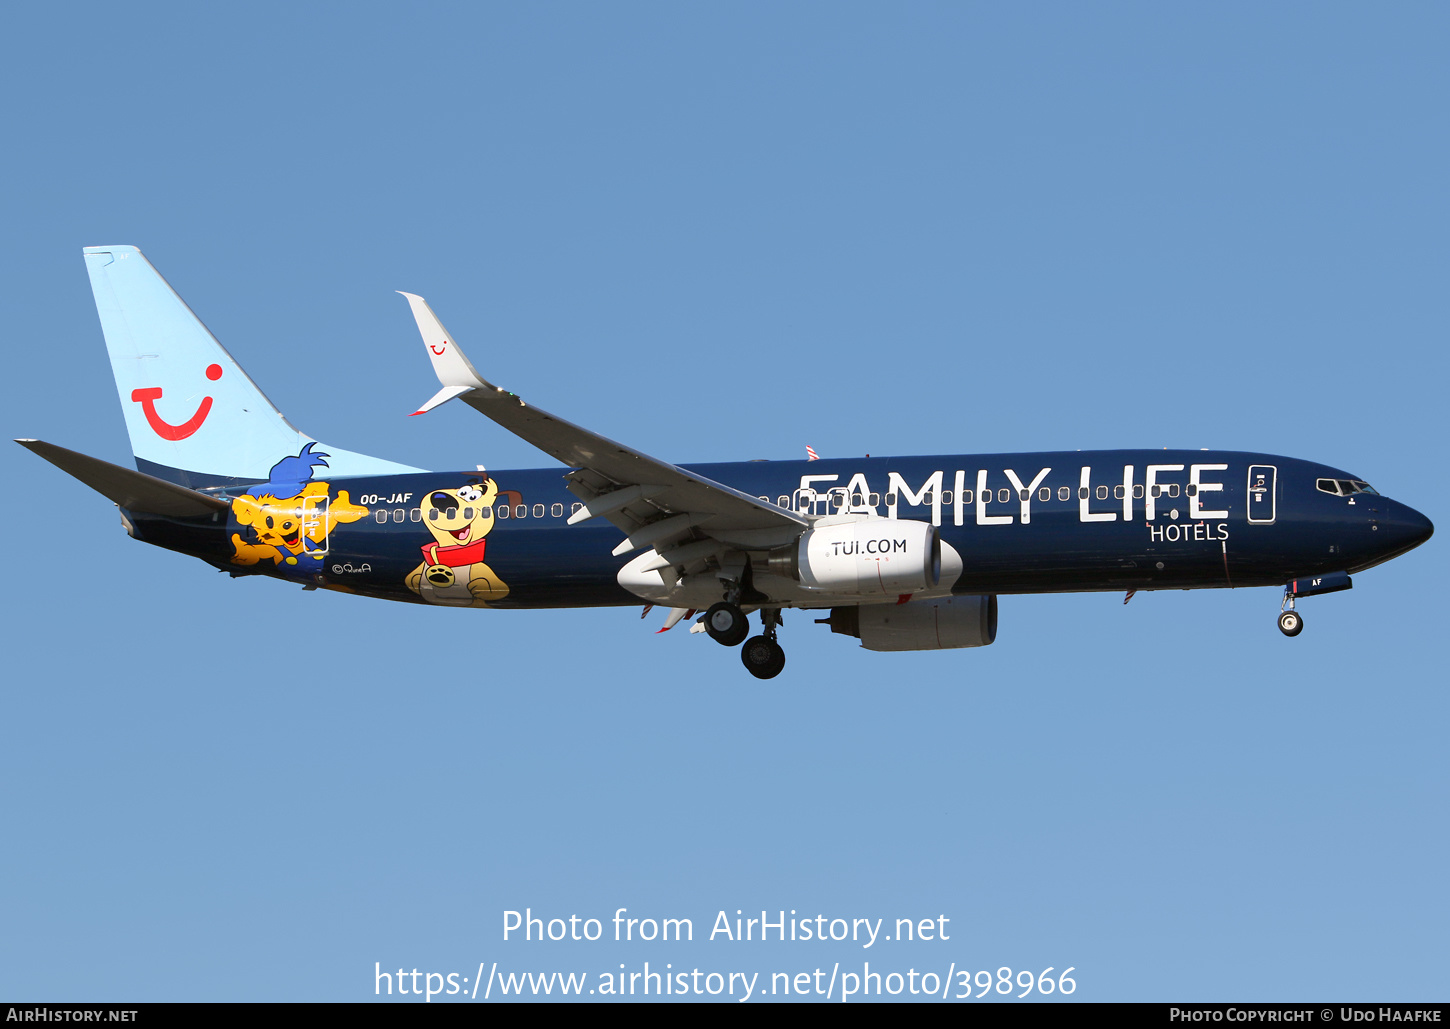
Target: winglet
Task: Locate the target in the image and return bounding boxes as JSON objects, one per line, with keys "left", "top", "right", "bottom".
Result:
{"left": 411, "top": 385, "right": 474, "bottom": 416}
{"left": 655, "top": 607, "right": 696, "bottom": 633}
{"left": 398, "top": 291, "right": 490, "bottom": 414}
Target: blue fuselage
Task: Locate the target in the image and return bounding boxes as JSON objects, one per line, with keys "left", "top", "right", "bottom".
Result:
{"left": 130, "top": 449, "right": 1433, "bottom": 609}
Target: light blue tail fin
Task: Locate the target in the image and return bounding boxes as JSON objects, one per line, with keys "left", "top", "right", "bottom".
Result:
{"left": 83, "top": 245, "right": 422, "bottom": 488}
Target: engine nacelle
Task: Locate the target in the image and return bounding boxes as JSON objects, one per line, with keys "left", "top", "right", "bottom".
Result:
{"left": 821, "top": 595, "right": 998, "bottom": 651}
{"left": 793, "top": 519, "right": 940, "bottom": 596}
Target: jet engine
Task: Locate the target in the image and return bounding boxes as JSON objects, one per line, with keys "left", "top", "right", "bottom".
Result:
{"left": 819, "top": 595, "right": 998, "bottom": 651}
{"left": 772, "top": 519, "right": 941, "bottom": 597}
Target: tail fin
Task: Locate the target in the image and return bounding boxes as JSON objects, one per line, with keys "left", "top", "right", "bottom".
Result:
{"left": 83, "top": 245, "right": 421, "bottom": 488}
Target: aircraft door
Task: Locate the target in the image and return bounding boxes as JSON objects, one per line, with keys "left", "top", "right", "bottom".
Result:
{"left": 1247, "top": 465, "right": 1276, "bottom": 524}
{"left": 300, "top": 493, "right": 331, "bottom": 556}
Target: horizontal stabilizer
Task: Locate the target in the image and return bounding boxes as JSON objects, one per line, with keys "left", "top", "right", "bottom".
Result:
{"left": 16, "top": 439, "right": 229, "bottom": 519}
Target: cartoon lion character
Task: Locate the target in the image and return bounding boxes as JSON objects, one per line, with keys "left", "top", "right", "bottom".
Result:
{"left": 230, "top": 443, "right": 369, "bottom": 573}
{"left": 406, "top": 480, "right": 509, "bottom": 606}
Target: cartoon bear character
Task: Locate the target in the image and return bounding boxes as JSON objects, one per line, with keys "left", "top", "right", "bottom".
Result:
{"left": 230, "top": 443, "right": 369, "bottom": 572}
{"left": 406, "top": 480, "right": 509, "bottom": 606}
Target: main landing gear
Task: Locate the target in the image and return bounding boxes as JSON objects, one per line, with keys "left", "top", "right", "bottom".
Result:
{"left": 704, "top": 576, "right": 788, "bottom": 681}
{"left": 704, "top": 580, "right": 786, "bottom": 679}
{"left": 740, "top": 608, "right": 786, "bottom": 680}
{"left": 704, "top": 601, "right": 750, "bottom": 647}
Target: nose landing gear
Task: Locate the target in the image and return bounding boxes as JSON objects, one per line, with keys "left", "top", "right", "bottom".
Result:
{"left": 1278, "top": 586, "right": 1304, "bottom": 636}
{"left": 1277, "top": 572, "right": 1352, "bottom": 637}
{"left": 741, "top": 608, "right": 786, "bottom": 679}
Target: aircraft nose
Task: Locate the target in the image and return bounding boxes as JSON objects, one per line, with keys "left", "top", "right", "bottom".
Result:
{"left": 1385, "top": 500, "right": 1434, "bottom": 554}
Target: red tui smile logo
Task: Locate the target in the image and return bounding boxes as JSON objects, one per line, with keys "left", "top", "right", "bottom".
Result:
{"left": 132, "top": 363, "right": 223, "bottom": 440}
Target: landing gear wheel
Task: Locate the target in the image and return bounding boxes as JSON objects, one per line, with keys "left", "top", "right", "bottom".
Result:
{"left": 705, "top": 602, "right": 749, "bottom": 647}
{"left": 1278, "top": 610, "right": 1304, "bottom": 637}
{"left": 740, "top": 635, "right": 786, "bottom": 679}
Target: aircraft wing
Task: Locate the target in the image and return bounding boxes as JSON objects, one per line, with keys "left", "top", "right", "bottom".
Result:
{"left": 399, "top": 293, "right": 808, "bottom": 567}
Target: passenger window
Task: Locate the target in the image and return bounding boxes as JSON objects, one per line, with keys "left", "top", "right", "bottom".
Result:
{"left": 981, "top": 490, "right": 991, "bottom": 504}
{"left": 1058, "top": 486, "right": 1070, "bottom": 501}
{"left": 462, "top": 507, "right": 474, "bottom": 519}
{"left": 497, "top": 505, "right": 509, "bottom": 519}
{"left": 410, "top": 508, "right": 421, "bottom": 522}
{"left": 428, "top": 508, "right": 440, "bottom": 521}
{"left": 1186, "top": 484, "right": 1197, "bottom": 496}
{"left": 571, "top": 503, "right": 583, "bottom": 515}
{"left": 533, "top": 504, "right": 545, "bottom": 518}
{"left": 1038, "top": 487, "right": 1050, "bottom": 502}
{"left": 551, "top": 503, "right": 563, "bottom": 517}
{"left": 941, "top": 492, "right": 952, "bottom": 505}
{"left": 393, "top": 508, "right": 405, "bottom": 522}
{"left": 1078, "top": 487, "right": 1088, "bottom": 500}
{"left": 1151, "top": 485, "right": 1162, "bottom": 498}
{"left": 1095, "top": 485, "right": 1108, "bottom": 500}
{"left": 1113, "top": 485, "right": 1124, "bottom": 500}
{"left": 962, "top": 490, "right": 974, "bottom": 504}
{"left": 375, "top": 509, "right": 388, "bottom": 524}
{"left": 998, "top": 489, "right": 1010, "bottom": 504}
{"left": 1018, "top": 489, "right": 1028, "bottom": 501}
{"left": 515, "top": 505, "right": 526, "bottom": 518}
{"left": 886, "top": 493, "right": 897, "bottom": 505}
{"left": 869, "top": 493, "right": 880, "bottom": 506}
{"left": 1167, "top": 484, "right": 1180, "bottom": 498}
{"left": 1133, "top": 485, "right": 1144, "bottom": 499}
{"left": 777, "top": 496, "right": 789, "bottom": 507}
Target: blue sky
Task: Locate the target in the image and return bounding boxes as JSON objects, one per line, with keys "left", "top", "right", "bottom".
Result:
{"left": 1, "top": 2, "right": 1444, "bottom": 1002}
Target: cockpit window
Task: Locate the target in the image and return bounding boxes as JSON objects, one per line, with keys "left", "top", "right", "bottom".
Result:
{"left": 1317, "top": 478, "right": 1378, "bottom": 497}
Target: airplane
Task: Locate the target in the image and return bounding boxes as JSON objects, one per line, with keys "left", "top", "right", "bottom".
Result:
{"left": 18, "top": 245, "right": 1434, "bottom": 679}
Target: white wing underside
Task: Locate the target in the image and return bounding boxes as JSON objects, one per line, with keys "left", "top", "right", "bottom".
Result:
{"left": 398, "top": 293, "right": 810, "bottom": 598}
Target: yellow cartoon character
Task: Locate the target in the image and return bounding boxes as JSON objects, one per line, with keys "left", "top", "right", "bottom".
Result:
{"left": 407, "top": 480, "right": 509, "bottom": 606}
{"left": 229, "top": 443, "right": 368, "bottom": 573}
